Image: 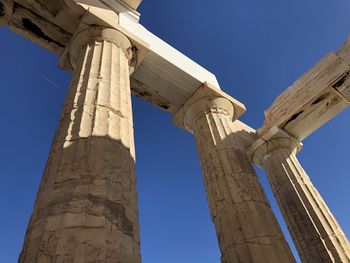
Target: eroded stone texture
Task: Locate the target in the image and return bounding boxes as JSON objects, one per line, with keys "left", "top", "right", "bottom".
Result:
{"left": 253, "top": 130, "right": 350, "bottom": 263}
{"left": 19, "top": 27, "right": 141, "bottom": 263}
{"left": 175, "top": 85, "right": 296, "bottom": 263}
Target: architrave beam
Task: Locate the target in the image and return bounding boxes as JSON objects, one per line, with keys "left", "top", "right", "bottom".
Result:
{"left": 259, "top": 42, "right": 350, "bottom": 141}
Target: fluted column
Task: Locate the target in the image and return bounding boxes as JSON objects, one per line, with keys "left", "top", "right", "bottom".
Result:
{"left": 174, "top": 83, "right": 296, "bottom": 263}
{"left": 252, "top": 128, "right": 350, "bottom": 263}
{"left": 19, "top": 27, "right": 141, "bottom": 262}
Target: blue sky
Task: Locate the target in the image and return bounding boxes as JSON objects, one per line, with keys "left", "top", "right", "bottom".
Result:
{"left": 1, "top": 0, "right": 350, "bottom": 262}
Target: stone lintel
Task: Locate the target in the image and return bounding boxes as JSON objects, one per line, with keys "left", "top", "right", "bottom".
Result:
{"left": 56, "top": 4, "right": 221, "bottom": 114}
{"left": 2, "top": 0, "right": 79, "bottom": 54}
{"left": 100, "top": 0, "right": 141, "bottom": 21}
{"left": 338, "top": 35, "right": 350, "bottom": 65}
{"left": 117, "top": 0, "right": 142, "bottom": 10}
{"left": 260, "top": 50, "right": 350, "bottom": 141}
{"left": 173, "top": 82, "right": 246, "bottom": 133}
{"left": 318, "top": 50, "right": 350, "bottom": 103}
{"left": 2, "top": 1, "right": 222, "bottom": 115}
{"left": 0, "top": 0, "right": 13, "bottom": 25}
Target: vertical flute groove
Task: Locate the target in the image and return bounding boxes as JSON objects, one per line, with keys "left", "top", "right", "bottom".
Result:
{"left": 19, "top": 31, "right": 141, "bottom": 263}
{"left": 259, "top": 138, "right": 350, "bottom": 263}
{"left": 191, "top": 108, "right": 295, "bottom": 263}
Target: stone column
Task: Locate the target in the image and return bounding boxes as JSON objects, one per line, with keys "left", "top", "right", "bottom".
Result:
{"left": 252, "top": 128, "right": 350, "bottom": 263}
{"left": 19, "top": 27, "right": 141, "bottom": 263}
{"left": 174, "top": 83, "right": 296, "bottom": 263}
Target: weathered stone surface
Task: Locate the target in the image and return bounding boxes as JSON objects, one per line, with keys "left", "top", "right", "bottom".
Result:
{"left": 3, "top": 1, "right": 349, "bottom": 261}
{"left": 259, "top": 52, "right": 350, "bottom": 141}
{"left": 1, "top": 0, "right": 221, "bottom": 114}
{"left": 174, "top": 83, "right": 296, "bottom": 263}
{"left": 19, "top": 27, "right": 141, "bottom": 263}
{"left": 252, "top": 128, "right": 350, "bottom": 263}
{"left": 0, "top": 0, "right": 13, "bottom": 25}
{"left": 120, "top": 0, "right": 142, "bottom": 10}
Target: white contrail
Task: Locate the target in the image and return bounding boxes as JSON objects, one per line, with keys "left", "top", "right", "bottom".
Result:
{"left": 41, "top": 74, "right": 66, "bottom": 94}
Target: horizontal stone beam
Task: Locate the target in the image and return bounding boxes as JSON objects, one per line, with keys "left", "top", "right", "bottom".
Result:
{"left": 336, "top": 36, "right": 350, "bottom": 101}
{"left": 0, "top": 0, "right": 82, "bottom": 54}
{"left": 117, "top": 12, "right": 220, "bottom": 113}
{"left": 2, "top": 0, "right": 220, "bottom": 114}
{"left": 11, "top": 2, "right": 73, "bottom": 54}
{"left": 103, "top": 0, "right": 142, "bottom": 11}
{"left": 0, "top": 0, "right": 13, "bottom": 25}
{"left": 259, "top": 40, "right": 350, "bottom": 141}
{"left": 123, "top": 0, "right": 142, "bottom": 9}
{"left": 15, "top": 0, "right": 83, "bottom": 34}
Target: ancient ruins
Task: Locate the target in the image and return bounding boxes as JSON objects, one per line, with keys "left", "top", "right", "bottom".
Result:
{"left": 1, "top": 0, "right": 350, "bottom": 262}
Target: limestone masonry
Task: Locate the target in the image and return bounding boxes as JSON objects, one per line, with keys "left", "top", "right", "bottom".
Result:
{"left": 1, "top": 0, "right": 349, "bottom": 262}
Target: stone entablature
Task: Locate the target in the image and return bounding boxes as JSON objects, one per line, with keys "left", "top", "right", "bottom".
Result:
{"left": 1, "top": 1, "right": 350, "bottom": 262}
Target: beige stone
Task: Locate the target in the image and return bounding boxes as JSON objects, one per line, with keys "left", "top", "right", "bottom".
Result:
{"left": 174, "top": 83, "right": 296, "bottom": 263}
{"left": 0, "top": 0, "right": 13, "bottom": 26}
{"left": 19, "top": 27, "right": 141, "bottom": 263}
{"left": 251, "top": 128, "right": 350, "bottom": 263}
{"left": 2, "top": 1, "right": 350, "bottom": 262}
{"left": 2, "top": 0, "right": 221, "bottom": 113}
{"left": 259, "top": 49, "right": 350, "bottom": 141}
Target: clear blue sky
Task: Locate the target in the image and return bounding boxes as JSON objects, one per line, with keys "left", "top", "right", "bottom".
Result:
{"left": 1, "top": 0, "right": 350, "bottom": 262}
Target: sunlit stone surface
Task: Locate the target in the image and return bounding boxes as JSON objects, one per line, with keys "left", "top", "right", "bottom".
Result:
{"left": 1, "top": 0, "right": 349, "bottom": 262}
{"left": 19, "top": 27, "right": 141, "bottom": 263}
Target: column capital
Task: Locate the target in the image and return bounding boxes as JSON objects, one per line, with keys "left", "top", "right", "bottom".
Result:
{"left": 60, "top": 26, "right": 136, "bottom": 72}
{"left": 250, "top": 127, "right": 302, "bottom": 167}
{"left": 173, "top": 82, "right": 246, "bottom": 133}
